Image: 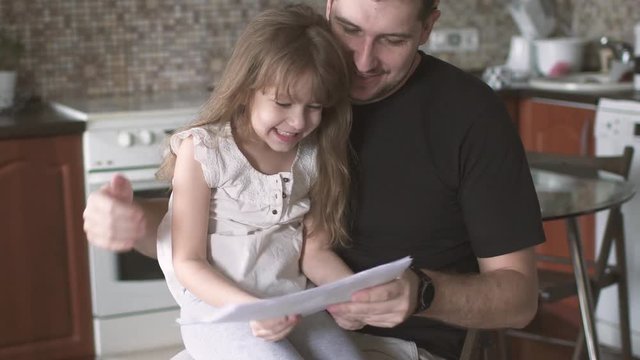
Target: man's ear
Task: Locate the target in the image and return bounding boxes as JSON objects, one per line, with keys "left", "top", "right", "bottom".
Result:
{"left": 325, "top": 0, "right": 334, "bottom": 20}
{"left": 419, "top": 9, "right": 441, "bottom": 45}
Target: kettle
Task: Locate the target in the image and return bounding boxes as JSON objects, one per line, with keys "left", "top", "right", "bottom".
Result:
{"left": 508, "top": 0, "right": 556, "bottom": 40}
{"left": 505, "top": 0, "right": 556, "bottom": 78}
{"left": 505, "top": 36, "right": 534, "bottom": 78}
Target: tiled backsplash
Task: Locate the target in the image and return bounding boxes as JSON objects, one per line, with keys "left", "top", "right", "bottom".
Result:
{"left": 0, "top": 0, "right": 638, "bottom": 99}
{"left": 436, "top": 0, "right": 640, "bottom": 71}
{"left": 0, "top": 0, "right": 291, "bottom": 98}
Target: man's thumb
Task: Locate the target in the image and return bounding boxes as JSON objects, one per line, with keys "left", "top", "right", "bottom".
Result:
{"left": 107, "top": 174, "right": 133, "bottom": 202}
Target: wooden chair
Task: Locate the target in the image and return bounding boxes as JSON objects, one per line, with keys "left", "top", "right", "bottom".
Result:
{"left": 460, "top": 329, "right": 508, "bottom": 360}
{"left": 504, "top": 147, "right": 634, "bottom": 360}
{"left": 460, "top": 328, "right": 481, "bottom": 360}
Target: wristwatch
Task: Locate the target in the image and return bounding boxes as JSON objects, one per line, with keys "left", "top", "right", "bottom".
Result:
{"left": 410, "top": 266, "right": 435, "bottom": 314}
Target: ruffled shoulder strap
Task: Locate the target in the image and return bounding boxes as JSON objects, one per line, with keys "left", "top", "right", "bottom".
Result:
{"left": 170, "top": 126, "right": 223, "bottom": 187}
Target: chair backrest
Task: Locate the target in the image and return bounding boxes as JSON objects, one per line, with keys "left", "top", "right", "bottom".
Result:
{"left": 462, "top": 147, "right": 635, "bottom": 360}
{"left": 526, "top": 146, "right": 634, "bottom": 180}
{"left": 460, "top": 328, "right": 479, "bottom": 360}
{"left": 529, "top": 145, "right": 634, "bottom": 271}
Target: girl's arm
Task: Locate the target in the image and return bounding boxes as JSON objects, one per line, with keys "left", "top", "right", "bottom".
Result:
{"left": 171, "top": 138, "right": 256, "bottom": 306}
{"left": 300, "top": 214, "right": 353, "bottom": 286}
{"left": 172, "top": 137, "right": 300, "bottom": 341}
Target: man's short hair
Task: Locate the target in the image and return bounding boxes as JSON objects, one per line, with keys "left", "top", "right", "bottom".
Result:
{"left": 419, "top": 0, "right": 437, "bottom": 22}
{"left": 350, "top": 0, "right": 437, "bottom": 23}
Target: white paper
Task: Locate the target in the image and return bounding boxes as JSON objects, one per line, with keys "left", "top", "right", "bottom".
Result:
{"left": 181, "top": 256, "right": 412, "bottom": 324}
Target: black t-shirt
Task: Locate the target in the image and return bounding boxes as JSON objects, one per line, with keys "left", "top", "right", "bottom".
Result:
{"left": 338, "top": 52, "right": 545, "bottom": 360}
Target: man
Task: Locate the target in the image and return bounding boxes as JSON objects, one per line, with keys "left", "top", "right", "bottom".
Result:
{"left": 83, "top": 1, "right": 545, "bottom": 359}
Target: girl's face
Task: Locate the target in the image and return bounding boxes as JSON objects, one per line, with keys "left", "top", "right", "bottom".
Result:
{"left": 249, "top": 71, "right": 323, "bottom": 153}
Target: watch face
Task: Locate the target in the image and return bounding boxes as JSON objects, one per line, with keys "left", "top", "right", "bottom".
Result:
{"left": 421, "top": 280, "right": 435, "bottom": 310}
{"left": 411, "top": 266, "right": 434, "bottom": 313}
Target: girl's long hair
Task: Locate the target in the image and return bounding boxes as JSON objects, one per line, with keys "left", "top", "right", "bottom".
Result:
{"left": 157, "top": 4, "right": 353, "bottom": 247}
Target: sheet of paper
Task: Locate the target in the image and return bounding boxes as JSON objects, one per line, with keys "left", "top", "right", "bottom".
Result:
{"left": 181, "top": 256, "right": 412, "bottom": 324}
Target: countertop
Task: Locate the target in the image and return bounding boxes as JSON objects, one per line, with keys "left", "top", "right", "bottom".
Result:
{"left": 50, "top": 89, "right": 209, "bottom": 121}
{"left": 496, "top": 86, "right": 640, "bottom": 105}
{"left": 1, "top": 85, "right": 638, "bottom": 141}
{"left": 0, "top": 98, "right": 86, "bottom": 140}
{"left": 0, "top": 89, "right": 210, "bottom": 140}
{"left": 467, "top": 67, "right": 640, "bottom": 104}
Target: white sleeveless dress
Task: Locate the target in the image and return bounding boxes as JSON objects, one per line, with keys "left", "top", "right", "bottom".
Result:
{"left": 157, "top": 122, "right": 316, "bottom": 313}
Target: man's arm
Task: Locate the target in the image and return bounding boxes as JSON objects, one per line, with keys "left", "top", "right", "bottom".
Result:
{"left": 83, "top": 174, "right": 168, "bottom": 258}
{"left": 132, "top": 198, "right": 168, "bottom": 258}
{"left": 422, "top": 247, "right": 538, "bottom": 328}
{"left": 327, "top": 246, "right": 538, "bottom": 330}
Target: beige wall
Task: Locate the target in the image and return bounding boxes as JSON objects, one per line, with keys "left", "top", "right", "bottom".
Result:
{"left": 0, "top": 0, "right": 637, "bottom": 98}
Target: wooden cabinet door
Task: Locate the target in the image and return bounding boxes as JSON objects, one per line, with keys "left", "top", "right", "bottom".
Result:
{"left": 0, "top": 135, "right": 94, "bottom": 360}
{"left": 518, "top": 98, "right": 597, "bottom": 270}
{"left": 519, "top": 98, "right": 595, "bottom": 156}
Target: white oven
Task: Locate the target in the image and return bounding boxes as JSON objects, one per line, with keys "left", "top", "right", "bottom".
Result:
{"left": 53, "top": 90, "right": 208, "bottom": 356}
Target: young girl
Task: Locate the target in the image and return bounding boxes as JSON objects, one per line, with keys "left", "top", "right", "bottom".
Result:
{"left": 155, "top": 4, "right": 365, "bottom": 360}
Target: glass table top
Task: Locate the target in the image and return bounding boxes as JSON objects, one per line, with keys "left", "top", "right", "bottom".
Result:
{"left": 531, "top": 168, "right": 636, "bottom": 221}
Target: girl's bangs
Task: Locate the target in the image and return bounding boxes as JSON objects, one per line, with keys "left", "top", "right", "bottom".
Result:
{"left": 259, "top": 60, "right": 341, "bottom": 107}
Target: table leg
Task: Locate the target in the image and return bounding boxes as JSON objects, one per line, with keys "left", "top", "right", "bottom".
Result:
{"left": 566, "top": 217, "right": 601, "bottom": 360}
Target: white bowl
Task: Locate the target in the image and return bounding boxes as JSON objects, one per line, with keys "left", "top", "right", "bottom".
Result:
{"left": 534, "top": 37, "right": 585, "bottom": 78}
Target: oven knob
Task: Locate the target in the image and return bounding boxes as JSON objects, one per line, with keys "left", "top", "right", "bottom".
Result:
{"left": 138, "top": 130, "right": 155, "bottom": 145}
{"left": 117, "top": 132, "right": 134, "bottom": 147}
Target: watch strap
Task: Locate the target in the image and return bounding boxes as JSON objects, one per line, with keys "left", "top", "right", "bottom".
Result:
{"left": 410, "top": 265, "right": 434, "bottom": 314}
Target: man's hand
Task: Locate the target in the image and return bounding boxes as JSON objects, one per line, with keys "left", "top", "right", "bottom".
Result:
{"left": 250, "top": 315, "right": 300, "bottom": 341}
{"left": 327, "top": 270, "right": 419, "bottom": 328}
{"left": 327, "top": 310, "right": 366, "bottom": 331}
{"left": 330, "top": 250, "right": 540, "bottom": 331}
{"left": 83, "top": 174, "right": 146, "bottom": 252}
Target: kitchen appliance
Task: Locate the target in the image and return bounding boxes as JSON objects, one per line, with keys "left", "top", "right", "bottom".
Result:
{"left": 505, "top": 0, "right": 556, "bottom": 78}
{"left": 505, "top": 36, "right": 534, "bottom": 77}
{"left": 533, "top": 37, "right": 586, "bottom": 77}
{"left": 52, "top": 90, "right": 208, "bottom": 356}
{"left": 594, "top": 98, "right": 640, "bottom": 357}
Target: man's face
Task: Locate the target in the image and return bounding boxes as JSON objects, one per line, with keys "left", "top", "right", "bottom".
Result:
{"left": 326, "top": 0, "right": 439, "bottom": 103}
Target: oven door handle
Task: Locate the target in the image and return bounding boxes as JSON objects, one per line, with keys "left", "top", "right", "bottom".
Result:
{"left": 86, "top": 168, "right": 166, "bottom": 189}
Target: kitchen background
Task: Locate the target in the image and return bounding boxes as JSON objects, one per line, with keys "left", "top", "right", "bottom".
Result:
{"left": 2, "top": 1, "right": 640, "bottom": 359}
{"left": 1, "top": 0, "right": 639, "bottom": 99}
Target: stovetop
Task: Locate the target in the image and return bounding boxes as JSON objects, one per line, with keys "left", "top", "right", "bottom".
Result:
{"left": 51, "top": 89, "right": 210, "bottom": 122}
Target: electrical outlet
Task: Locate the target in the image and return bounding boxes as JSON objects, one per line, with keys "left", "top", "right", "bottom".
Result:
{"left": 422, "top": 28, "right": 479, "bottom": 53}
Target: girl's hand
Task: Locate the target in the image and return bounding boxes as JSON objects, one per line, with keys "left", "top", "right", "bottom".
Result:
{"left": 327, "top": 311, "right": 366, "bottom": 331}
{"left": 249, "top": 314, "right": 301, "bottom": 341}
